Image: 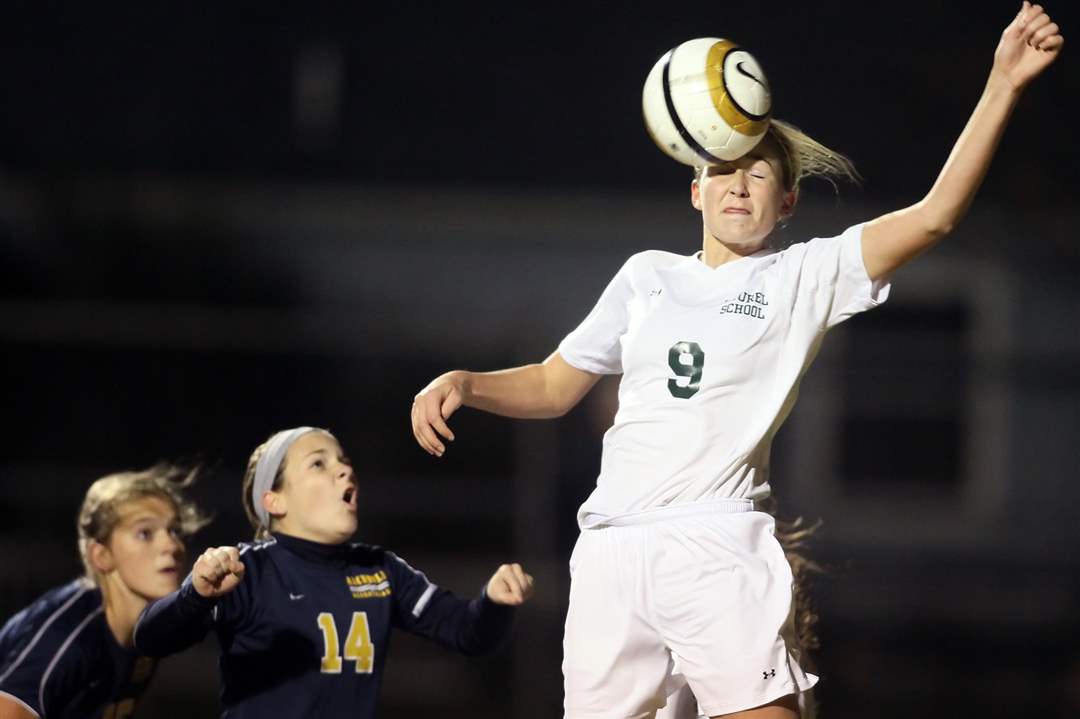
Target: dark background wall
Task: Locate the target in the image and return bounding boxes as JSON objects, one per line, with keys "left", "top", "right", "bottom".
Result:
{"left": 2, "top": 2, "right": 1079, "bottom": 717}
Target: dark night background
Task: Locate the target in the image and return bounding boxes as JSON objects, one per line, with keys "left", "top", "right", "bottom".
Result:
{"left": 2, "top": 1, "right": 1079, "bottom": 717}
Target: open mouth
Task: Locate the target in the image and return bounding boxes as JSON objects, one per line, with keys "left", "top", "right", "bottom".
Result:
{"left": 342, "top": 487, "right": 355, "bottom": 505}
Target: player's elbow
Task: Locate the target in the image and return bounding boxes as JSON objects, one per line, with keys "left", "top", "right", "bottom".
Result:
{"left": 914, "top": 199, "right": 959, "bottom": 241}
{"left": 924, "top": 218, "right": 955, "bottom": 241}
{"left": 545, "top": 397, "right": 574, "bottom": 419}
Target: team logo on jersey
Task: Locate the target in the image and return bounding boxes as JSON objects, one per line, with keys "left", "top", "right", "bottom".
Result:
{"left": 721, "top": 290, "right": 768, "bottom": 319}
{"left": 346, "top": 571, "right": 392, "bottom": 599}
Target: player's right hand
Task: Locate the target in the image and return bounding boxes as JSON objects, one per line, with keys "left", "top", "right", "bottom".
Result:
{"left": 191, "top": 546, "right": 245, "bottom": 598}
{"left": 993, "top": 2, "right": 1063, "bottom": 90}
{"left": 412, "top": 371, "right": 466, "bottom": 457}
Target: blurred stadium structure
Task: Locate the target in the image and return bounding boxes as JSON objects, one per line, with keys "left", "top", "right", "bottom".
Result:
{"left": 2, "top": 2, "right": 1079, "bottom": 717}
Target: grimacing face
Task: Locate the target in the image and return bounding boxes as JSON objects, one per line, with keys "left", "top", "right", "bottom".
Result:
{"left": 101, "top": 495, "right": 186, "bottom": 601}
{"left": 690, "top": 144, "right": 795, "bottom": 255}
{"left": 266, "top": 430, "right": 358, "bottom": 544}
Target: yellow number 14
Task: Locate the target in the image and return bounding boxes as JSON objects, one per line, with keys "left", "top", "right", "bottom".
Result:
{"left": 317, "top": 611, "right": 375, "bottom": 674}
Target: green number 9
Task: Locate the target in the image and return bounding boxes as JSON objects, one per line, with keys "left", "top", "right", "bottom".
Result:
{"left": 667, "top": 341, "right": 704, "bottom": 399}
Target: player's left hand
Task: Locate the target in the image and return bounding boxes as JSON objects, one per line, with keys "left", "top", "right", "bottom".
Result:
{"left": 993, "top": 2, "right": 1064, "bottom": 90}
{"left": 485, "top": 563, "right": 534, "bottom": 606}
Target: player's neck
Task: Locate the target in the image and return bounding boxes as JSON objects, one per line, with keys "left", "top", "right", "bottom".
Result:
{"left": 99, "top": 578, "right": 148, "bottom": 648}
{"left": 700, "top": 232, "right": 767, "bottom": 268}
{"left": 273, "top": 519, "right": 354, "bottom": 546}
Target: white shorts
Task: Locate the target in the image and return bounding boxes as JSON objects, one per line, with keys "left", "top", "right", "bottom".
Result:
{"left": 562, "top": 501, "right": 818, "bottom": 719}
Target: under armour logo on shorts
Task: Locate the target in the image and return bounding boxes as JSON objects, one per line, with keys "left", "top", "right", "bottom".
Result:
{"left": 762, "top": 669, "right": 776, "bottom": 680}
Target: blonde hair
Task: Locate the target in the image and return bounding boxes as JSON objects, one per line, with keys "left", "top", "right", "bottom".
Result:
{"left": 77, "top": 464, "right": 209, "bottom": 582}
{"left": 755, "top": 495, "right": 824, "bottom": 660}
{"left": 776, "top": 512, "right": 822, "bottom": 719}
{"left": 695, "top": 118, "right": 859, "bottom": 193}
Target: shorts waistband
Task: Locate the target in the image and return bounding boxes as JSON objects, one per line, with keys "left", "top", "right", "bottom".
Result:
{"left": 582, "top": 498, "right": 755, "bottom": 529}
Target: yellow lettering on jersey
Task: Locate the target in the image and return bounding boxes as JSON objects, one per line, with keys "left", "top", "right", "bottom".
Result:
{"left": 317, "top": 611, "right": 375, "bottom": 674}
{"left": 345, "top": 571, "right": 387, "bottom": 586}
{"left": 345, "top": 571, "right": 392, "bottom": 599}
{"left": 102, "top": 699, "right": 136, "bottom": 719}
{"left": 317, "top": 612, "right": 343, "bottom": 673}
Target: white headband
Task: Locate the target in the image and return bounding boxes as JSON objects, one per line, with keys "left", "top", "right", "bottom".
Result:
{"left": 252, "top": 426, "right": 317, "bottom": 530}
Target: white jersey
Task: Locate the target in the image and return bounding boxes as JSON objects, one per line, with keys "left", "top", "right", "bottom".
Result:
{"left": 558, "top": 224, "right": 890, "bottom": 528}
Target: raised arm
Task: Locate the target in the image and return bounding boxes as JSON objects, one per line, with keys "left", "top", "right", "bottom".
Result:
{"left": 134, "top": 546, "right": 245, "bottom": 656}
{"left": 394, "top": 559, "right": 534, "bottom": 656}
{"left": 411, "top": 351, "right": 601, "bottom": 456}
{"left": 861, "top": 2, "right": 1063, "bottom": 282}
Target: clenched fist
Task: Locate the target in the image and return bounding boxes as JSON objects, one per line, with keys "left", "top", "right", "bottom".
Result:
{"left": 485, "top": 563, "right": 534, "bottom": 606}
{"left": 192, "top": 546, "right": 245, "bottom": 598}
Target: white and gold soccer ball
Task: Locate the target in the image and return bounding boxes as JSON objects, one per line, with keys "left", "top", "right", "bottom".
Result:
{"left": 642, "top": 38, "right": 772, "bottom": 166}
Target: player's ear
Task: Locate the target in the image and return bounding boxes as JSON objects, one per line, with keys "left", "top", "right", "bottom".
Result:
{"left": 690, "top": 178, "right": 703, "bottom": 210}
{"left": 780, "top": 189, "right": 798, "bottom": 218}
{"left": 262, "top": 490, "right": 286, "bottom": 520}
{"left": 88, "top": 539, "right": 115, "bottom": 574}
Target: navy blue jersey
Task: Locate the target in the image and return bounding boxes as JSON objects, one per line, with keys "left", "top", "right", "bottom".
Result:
{"left": 134, "top": 533, "right": 515, "bottom": 718}
{"left": 0, "top": 579, "right": 157, "bottom": 719}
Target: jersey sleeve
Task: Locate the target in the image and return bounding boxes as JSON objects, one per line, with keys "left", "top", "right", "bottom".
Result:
{"left": 133, "top": 577, "right": 218, "bottom": 657}
{"left": 385, "top": 553, "right": 515, "bottom": 656}
{"left": 557, "top": 255, "right": 637, "bottom": 375}
{"left": 134, "top": 551, "right": 253, "bottom": 657}
{"left": 784, "top": 223, "right": 890, "bottom": 329}
{"left": 0, "top": 624, "right": 90, "bottom": 719}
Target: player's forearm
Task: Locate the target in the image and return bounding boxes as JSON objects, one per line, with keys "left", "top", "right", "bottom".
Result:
{"left": 918, "top": 74, "right": 1020, "bottom": 236}
{"left": 456, "top": 590, "right": 516, "bottom": 656}
{"left": 460, "top": 364, "right": 569, "bottom": 419}
{"left": 460, "top": 351, "right": 601, "bottom": 419}
{"left": 133, "top": 577, "right": 215, "bottom": 657}
{"left": 414, "top": 586, "right": 516, "bottom": 657}
{"left": 863, "top": 75, "right": 1020, "bottom": 280}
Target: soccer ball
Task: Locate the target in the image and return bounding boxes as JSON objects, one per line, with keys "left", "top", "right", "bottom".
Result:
{"left": 642, "top": 38, "right": 772, "bottom": 166}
